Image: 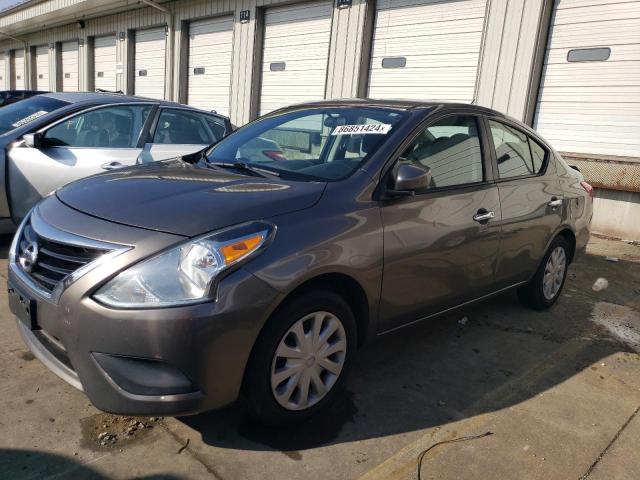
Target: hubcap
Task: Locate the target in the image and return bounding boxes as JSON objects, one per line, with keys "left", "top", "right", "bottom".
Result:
{"left": 271, "top": 311, "right": 347, "bottom": 411}
{"left": 543, "top": 246, "right": 566, "bottom": 300}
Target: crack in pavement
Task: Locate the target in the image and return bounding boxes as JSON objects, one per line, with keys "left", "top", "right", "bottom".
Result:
{"left": 579, "top": 405, "right": 640, "bottom": 480}
{"left": 158, "top": 419, "right": 226, "bottom": 480}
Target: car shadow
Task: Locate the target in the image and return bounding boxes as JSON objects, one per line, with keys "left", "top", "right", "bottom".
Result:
{"left": 179, "top": 254, "right": 636, "bottom": 453}
{"left": 0, "top": 448, "right": 185, "bottom": 480}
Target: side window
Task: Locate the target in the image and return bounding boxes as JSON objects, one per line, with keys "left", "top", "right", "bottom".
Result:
{"left": 398, "top": 115, "right": 484, "bottom": 191}
{"left": 45, "top": 105, "right": 151, "bottom": 148}
{"left": 489, "top": 120, "right": 545, "bottom": 179}
{"left": 153, "top": 109, "right": 215, "bottom": 145}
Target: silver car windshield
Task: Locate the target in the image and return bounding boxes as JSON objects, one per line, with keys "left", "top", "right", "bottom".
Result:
{"left": 0, "top": 96, "right": 69, "bottom": 136}
{"left": 206, "top": 107, "right": 409, "bottom": 181}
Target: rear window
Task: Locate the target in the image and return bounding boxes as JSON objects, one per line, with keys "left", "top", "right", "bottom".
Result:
{"left": 0, "top": 96, "right": 68, "bottom": 135}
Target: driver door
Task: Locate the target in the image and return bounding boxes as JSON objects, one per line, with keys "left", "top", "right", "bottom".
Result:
{"left": 379, "top": 114, "right": 502, "bottom": 331}
{"left": 8, "top": 104, "right": 155, "bottom": 219}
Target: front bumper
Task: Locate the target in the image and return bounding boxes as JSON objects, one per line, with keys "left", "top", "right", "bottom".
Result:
{"left": 9, "top": 198, "right": 282, "bottom": 416}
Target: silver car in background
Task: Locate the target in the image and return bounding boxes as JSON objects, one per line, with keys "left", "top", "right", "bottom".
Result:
{"left": 0, "top": 92, "right": 231, "bottom": 232}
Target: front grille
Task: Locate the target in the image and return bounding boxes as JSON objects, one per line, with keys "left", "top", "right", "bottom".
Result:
{"left": 18, "top": 220, "right": 109, "bottom": 293}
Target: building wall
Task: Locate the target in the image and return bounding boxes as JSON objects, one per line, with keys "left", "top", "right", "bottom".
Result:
{"left": 1, "top": 0, "right": 639, "bottom": 239}
{"left": 592, "top": 188, "right": 640, "bottom": 240}
{"left": 0, "top": 0, "right": 547, "bottom": 126}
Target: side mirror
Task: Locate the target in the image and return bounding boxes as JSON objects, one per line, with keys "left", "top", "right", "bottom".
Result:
{"left": 391, "top": 163, "right": 432, "bottom": 195}
{"left": 23, "top": 132, "right": 44, "bottom": 149}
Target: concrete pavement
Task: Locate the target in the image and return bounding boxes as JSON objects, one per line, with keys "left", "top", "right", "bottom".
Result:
{"left": 0, "top": 234, "right": 639, "bottom": 480}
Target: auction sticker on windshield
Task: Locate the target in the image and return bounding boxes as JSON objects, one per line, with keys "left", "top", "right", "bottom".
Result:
{"left": 12, "top": 111, "right": 48, "bottom": 128}
{"left": 331, "top": 124, "right": 392, "bottom": 135}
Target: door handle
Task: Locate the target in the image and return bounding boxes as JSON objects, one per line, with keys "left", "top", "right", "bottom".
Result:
{"left": 473, "top": 210, "right": 495, "bottom": 223}
{"left": 101, "top": 161, "right": 125, "bottom": 170}
{"left": 548, "top": 197, "right": 563, "bottom": 208}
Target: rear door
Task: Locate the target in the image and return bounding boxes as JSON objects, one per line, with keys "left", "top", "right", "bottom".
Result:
{"left": 139, "top": 107, "right": 228, "bottom": 162}
{"left": 379, "top": 113, "right": 501, "bottom": 332}
{"left": 7, "top": 103, "right": 155, "bottom": 219}
{"left": 485, "top": 118, "right": 565, "bottom": 288}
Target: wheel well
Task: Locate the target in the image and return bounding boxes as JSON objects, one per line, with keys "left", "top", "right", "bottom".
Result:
{"left": 557, "top": 229, "right": 576, "bottom": 263}
{"left": 277, "top": 273, "right": 370, "bottom": 347}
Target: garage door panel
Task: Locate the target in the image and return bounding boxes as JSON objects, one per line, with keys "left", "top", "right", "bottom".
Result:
{"left": 187, "top": 16, "right": 233, "bottom": 115}
{"left": 534, "top": 0, "right": 640, "bottom": 158}
{"left": 0, "top": 54, "right": 5, "bottom": 88}
{"left": 544, "top": 19, "right": 639, "bottom": 49}
{"left": 368, "top": 0, "right": 486, "bottom": 102}
{"left": 135, "top": 27, "right": 166, "bottom": 99}
{"left": 259, "top": 0, "right": 333, "bottom": 115}
{"left": 546, "top": 43, "right": 640, "bottom": 64}
{"left": 94, "top": 35, "right": 117, "bottom": 91}
{"left": 552, "top": 0, "right": 639, "bottom": 24}
{"left": 35, "top": 45, "right": 49, "bottom": 91}
{"left": 12, "top": 50, "right": 25, "bottom": 89}
{"left": 61, "top": 41, "right": 79, "bottom": 91}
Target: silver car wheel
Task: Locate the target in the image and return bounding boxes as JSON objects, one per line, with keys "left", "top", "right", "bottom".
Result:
{"left": 271, "top": 311, "right": 347, "bottom": 411}
{"left": 542, "top": 246, "right": 566, "bottom": 300}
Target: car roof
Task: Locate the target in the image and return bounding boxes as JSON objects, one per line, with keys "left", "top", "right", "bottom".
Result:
{"left": 39, "top": 92, "right": 229, "bottom": 118}
{"left": 272, "top": 98, "right": 504, "bottom": 116}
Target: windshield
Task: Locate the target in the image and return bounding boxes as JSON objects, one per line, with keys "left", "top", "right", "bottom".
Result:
{"left": 0, "top": 96, "right": 69, "bottom": 136}
{"left": 206, "top": 107, "right": 408, "bottom": 181}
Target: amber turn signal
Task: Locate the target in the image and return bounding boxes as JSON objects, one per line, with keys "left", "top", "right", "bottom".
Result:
{"left": 219, "top": 234, "right": 265, "bottom": 265}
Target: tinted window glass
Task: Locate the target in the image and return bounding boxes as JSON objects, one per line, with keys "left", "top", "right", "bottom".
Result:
{"left": 399, "top": 115, "right": 483, "bottom": 190}
{"left": 154, "top": 109, "right": 220, "bottom": 145}
{"left": 490, "top": 120, "right": 535, "bottom": 178}
{"left": 205, "top": 116, "right": 227, "bottom": 141}
{"left": 0, "top": 95, "right": 68, "bottom": 135}
{"left": 45, "top": 105, "right": 152, "bottom": 148}
{"left": 207, "top": 107, "right": 408, "bottom": 181}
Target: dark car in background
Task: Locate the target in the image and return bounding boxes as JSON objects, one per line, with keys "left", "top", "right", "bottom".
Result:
{"left": 0, "top": 90, "right": 48, "bottom": 108}
{"left": 0, "top": 92, "right": 231, "bottom": 233}
{"left": 8, "top": 100, "right": 592, "bottom": 426}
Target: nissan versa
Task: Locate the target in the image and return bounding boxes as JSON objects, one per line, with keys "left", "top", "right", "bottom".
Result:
{"left": 9, "top": 100, "right": 592, "bottom": 426}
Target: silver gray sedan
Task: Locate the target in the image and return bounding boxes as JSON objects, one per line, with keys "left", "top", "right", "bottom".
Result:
{"left": 0, "top": 92, "right": 231, "bottom": 232}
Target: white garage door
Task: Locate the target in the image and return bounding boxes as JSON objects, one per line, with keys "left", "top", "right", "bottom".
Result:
{"left": 135, "top": 27, "right": 166, "bottom": 99}
{"left": 35, "top": 45, "right": 49, "bottom": 91}
{"left": 187, "top": 16, "right": 233, "bottom": 115}
{"left": 12, "top": 49, "right": 25, "bottom": 89}
{"left": 0, "top": 53, "right": 5, "bottom": 89}
{"left": 534, "top": 0, "right": 640, "bottom": 158}
{"left": 259, "top": 1, "right": 333, "bottom": 115}
{"left": 368, "top": 0, "right": 487, "bottom": 102}
{"left": 93, "top": 35, "right": 117, "bottom": 91}
{"left": 61, "top": 41, "right": 79, "bottom": 92}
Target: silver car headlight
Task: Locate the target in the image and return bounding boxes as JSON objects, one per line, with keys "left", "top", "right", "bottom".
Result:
{"left": 93, "top": 221, "right": 275, "bottom": 308}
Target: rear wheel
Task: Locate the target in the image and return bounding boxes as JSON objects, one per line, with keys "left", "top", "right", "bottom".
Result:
{"left": 244, "top": 291, "right": 356, "bottom": 426}
{"left": 518, "top": 236, "right": 569, "bottom": 310}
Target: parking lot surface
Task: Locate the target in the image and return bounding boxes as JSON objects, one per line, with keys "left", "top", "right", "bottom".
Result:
{"left": 1, "top": 234, "right": 639, "bottom": 480}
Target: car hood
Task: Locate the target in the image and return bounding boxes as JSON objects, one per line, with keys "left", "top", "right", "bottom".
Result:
{"left": 56, "top": 160, "right": 326, "bottom": 237}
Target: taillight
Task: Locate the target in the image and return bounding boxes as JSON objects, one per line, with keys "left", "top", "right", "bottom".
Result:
{"left": 262, "top": 150, "right": 286, "bottom": 161}
{"left": 580, "top": 181, "right": 594, "bottom": 199}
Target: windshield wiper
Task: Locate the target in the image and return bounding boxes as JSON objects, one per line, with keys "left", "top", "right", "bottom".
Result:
{"left": 207, "top": 161, "right": 280, "bottom": 177}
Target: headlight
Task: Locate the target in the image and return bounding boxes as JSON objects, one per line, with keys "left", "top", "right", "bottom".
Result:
{"left": 93, "top": 221, "right": 274, "bottom": 308}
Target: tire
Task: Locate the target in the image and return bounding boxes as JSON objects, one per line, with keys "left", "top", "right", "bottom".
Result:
{"left": 518, "top": 236, "right": 570, "bottom": 310}
{"left": 244, "top": 290, "right": 357, "bottom": 426}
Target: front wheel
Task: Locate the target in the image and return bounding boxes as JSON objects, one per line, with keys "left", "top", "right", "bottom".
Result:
{"left": 518, "top": 236, "right": 570, "bottom": 310}
{"left": 244, "top": 291, "right": 357, "bottom": 426}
